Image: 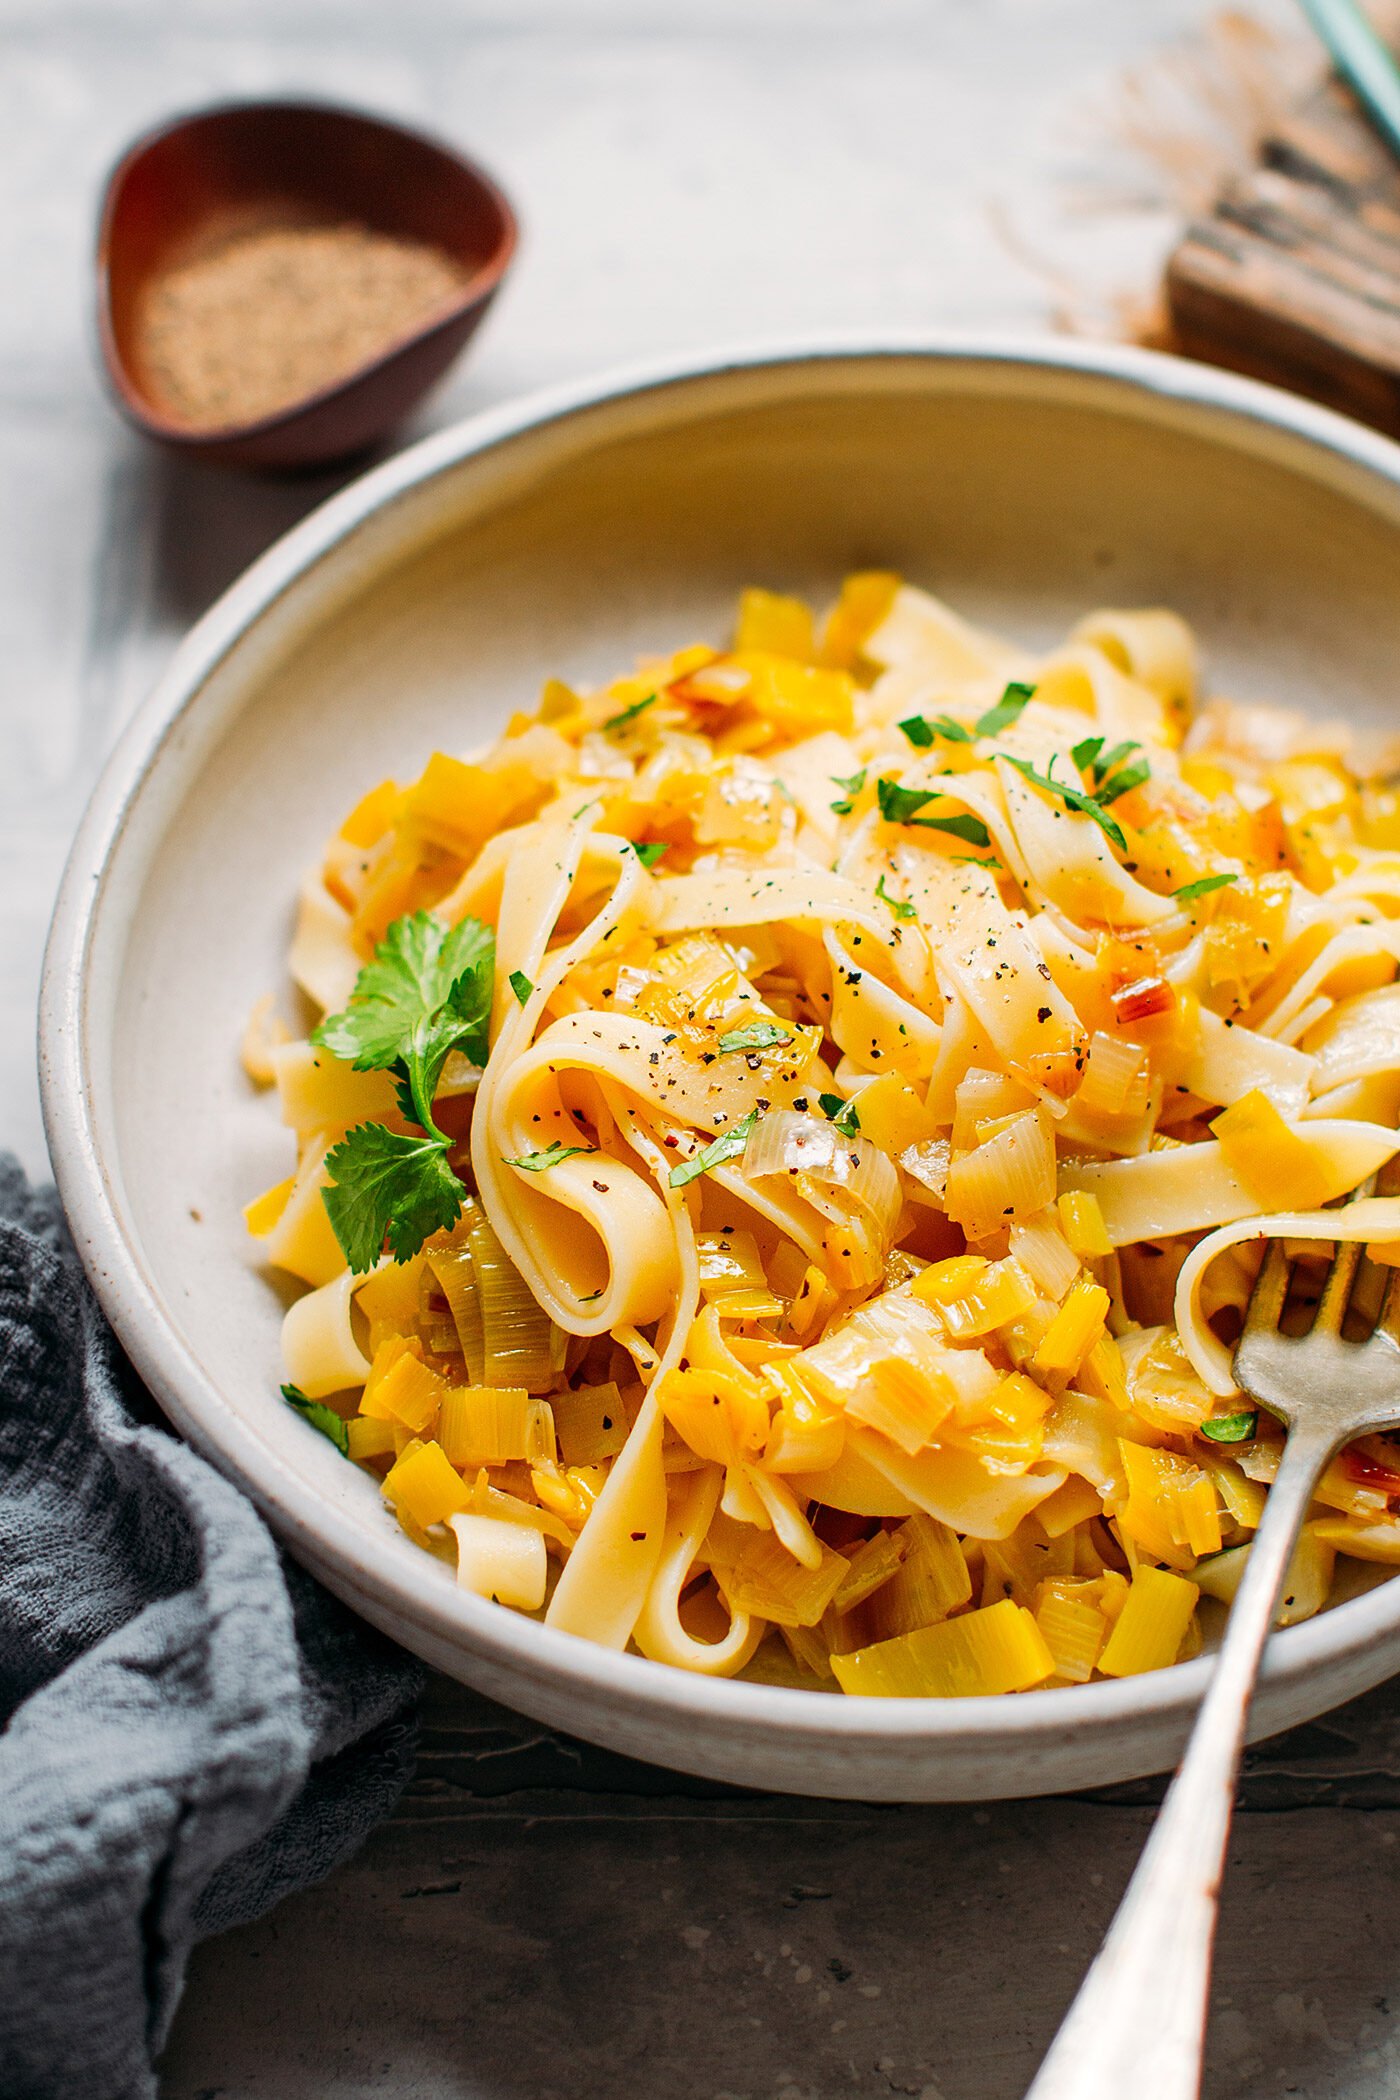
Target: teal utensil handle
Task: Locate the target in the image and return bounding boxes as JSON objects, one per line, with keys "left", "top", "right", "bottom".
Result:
{"left": 1299, "top": 0, "right": 1400, "bottom": 161}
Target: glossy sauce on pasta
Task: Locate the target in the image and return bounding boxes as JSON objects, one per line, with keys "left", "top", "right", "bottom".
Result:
{"left": 244, "top": 576, "right": 1400, "bottom": 1697}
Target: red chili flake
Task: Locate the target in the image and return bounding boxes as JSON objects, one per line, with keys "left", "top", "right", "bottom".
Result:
{"left": 1112, "top": 976, "right": 1175, "bottom": 1024}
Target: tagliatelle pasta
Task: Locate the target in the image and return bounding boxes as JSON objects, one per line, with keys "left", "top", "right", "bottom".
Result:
{"left": 244, "top": 576, "right": 1400, "bottom": 1697}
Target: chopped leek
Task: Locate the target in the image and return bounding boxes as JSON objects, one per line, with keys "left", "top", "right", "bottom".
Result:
{"left": 831, "top": 1598, "right": 1054, "bottom": 1697}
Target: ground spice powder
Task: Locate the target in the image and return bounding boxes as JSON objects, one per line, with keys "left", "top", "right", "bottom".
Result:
{"left": 134, "top": 221, "right": 470, "bottom": 430}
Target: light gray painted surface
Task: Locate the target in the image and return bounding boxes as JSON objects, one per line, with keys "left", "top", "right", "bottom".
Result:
{"left": 7, "top": 3, "right": 1397, "bottom": 2096}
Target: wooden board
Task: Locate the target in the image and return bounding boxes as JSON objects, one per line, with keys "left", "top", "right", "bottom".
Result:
{"left": 1168, "top": 53, "right": 1400, "bottom": 435}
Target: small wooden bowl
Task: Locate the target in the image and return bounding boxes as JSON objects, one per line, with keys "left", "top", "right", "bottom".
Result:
{"left": 97, "top": 99, "right": 518, "bottom": 470}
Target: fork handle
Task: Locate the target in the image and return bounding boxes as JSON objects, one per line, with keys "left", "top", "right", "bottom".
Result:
{"left": 1023, "top": 1418, "right": 1341, "bottom": 2100}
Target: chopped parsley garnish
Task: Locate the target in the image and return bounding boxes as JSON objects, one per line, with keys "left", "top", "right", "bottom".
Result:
{"left": 1174, "top": 872, "right": 1240, "bottom": 903}
{"left": 875, "top": 873, "right": 917, "bottom": 919}
{"left": 1071, "top": 735, "right": 1149, "bottom": 805}
{"left": 953, "top": 853, "right": 1004, "bottom": 870}
{"left": 974, "top": 681, "right": 1036, "bottom": 737}
{"left": 603, "top": 691, "right": 657, "bottom": 732}
{"left": 508, "top": 969, "right": 533, "bottom": 1006}
{"left": 818, "top": 1091, "right": 861, "bottom": 1139}
{"left": 829, "top": 767, "right": 867, "bottom": 815}
{"left": 282, "top": 1383, "right": 350, "bottom": 1456}
{"left": 876, "top": 776, "right": 993, "bottom": 849}
{"left": 1199, "top": 1409, "right": 1258, "bottom": 1444}
{"left": 1001, "top": 754, "right": 1129, "bottom": 853}
{"left": 505, "top": 1141, "right": 597, "bottom": 1173}
{"left": 313, "top": 911, "right": 495, "bottom": 1271}
{"left": 717, "top": 1021, "right": 794, "bottom": 1055}
{"left": 627, "top": 839, "right": 669, "bottom": 869}
{"left": 899, "top": 686, "right": 1034, "bottom": 752}
{"left": 668, "top": 1108, "right": 760, "bottom": 1189}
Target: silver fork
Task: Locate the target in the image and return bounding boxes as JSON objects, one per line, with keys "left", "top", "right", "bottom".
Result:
{"left": 1024, "top": 1219, "right": 1400, "bottom": 2100}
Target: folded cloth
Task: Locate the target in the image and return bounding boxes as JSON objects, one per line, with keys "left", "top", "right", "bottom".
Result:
{"left": 0, "top": 1157, "right": 425, "bottom": 2100}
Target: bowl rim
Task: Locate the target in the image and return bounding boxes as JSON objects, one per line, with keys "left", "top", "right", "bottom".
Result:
{"left": 94, "top": 94, "right": 520, "bottom": 449}
{"left": 40, "top": 329, "right": 1400, "bottom": 1758}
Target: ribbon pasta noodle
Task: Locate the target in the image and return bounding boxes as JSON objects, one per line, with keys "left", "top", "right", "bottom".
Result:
{"left": 245, "top": 575, "right": 1400, "bottom": 1697}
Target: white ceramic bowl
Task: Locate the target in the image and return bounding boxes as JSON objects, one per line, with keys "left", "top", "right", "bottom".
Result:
{"left": 40, "top": 337, "right": 1400, "bottom": 1802}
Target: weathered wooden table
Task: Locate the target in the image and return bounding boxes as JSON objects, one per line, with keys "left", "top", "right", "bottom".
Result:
{"left": 6, "top": 1, "right": 1399, "bottom": 2093}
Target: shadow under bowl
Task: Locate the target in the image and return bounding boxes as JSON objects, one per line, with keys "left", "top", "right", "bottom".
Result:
{"left": 96, "top": 98, "right": 518, "bottom": 471}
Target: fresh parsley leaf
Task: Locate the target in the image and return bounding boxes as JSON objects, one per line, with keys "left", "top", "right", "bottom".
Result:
{"left": 322, "top": 1122, "right": 466, "bottom": 1273}
{"left": 312, "top": 909, "right": 495, "bottom": 1135}
{"left": 1095, "top": 738, "right": 1140, "bottom": 778}
{"left": 1097, "top": 758, "right": 1151, "bottom": 805}
{"left": 818, "top": 1091, "right": 861, "bottom": 1139}
{"left": 898, "top": 715, "right": 936, "bottom": 748}
{"left": 876, "top": 776, "right": 991, "bottom": 847}
{"left": 1001, "top": 754, "right": 1128, "bottom": 853}
{"left": 603, "top": 691, "right": 657, "bottom": 732}
{"left": 281, "top": 1383, "right": 350, "bottom": 1456}
{"left": 1173, "top": 872, "right": 1240, "bottom": 903}
{"left": 505, "top": 1141, "right": 596, "bottom": 1172}
{"left": 668, "top": 1108, "right": 759, "bottom": 1189}
{"left": 875, "top": 874, "right": 917, "bottom": 920}
{"left": 1199, "top": 1409, "right": 1258, "bottom": 1444}
{"left": 876, "top": 776, "right": 935, "bottom": 825}
{"left": 509, "top": 969, "right": 533, "bottom": 1007}
{"left": 1071, "top": 734, "right": 1105, "bottom": 773}
{"left": 974, "top": 681, "right": 1035, "bottom": 738}
{"left": 717, "top": 1022, "right": 794, "bottom": 1054}
{"left": 627, "top": 839, "right": 669, "bottom": 869}
{"left": 829, "top": 767, "right": 867, "bottom": 815}
{"left": 923, "top": 812, "right": 991, "bottom": 847}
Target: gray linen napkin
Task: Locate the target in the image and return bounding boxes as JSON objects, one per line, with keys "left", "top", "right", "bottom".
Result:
{"left": 0, "top": 1157, "right": 425, "bottom": 2100}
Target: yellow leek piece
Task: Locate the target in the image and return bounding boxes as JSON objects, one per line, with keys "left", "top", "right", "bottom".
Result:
{"left": 1173, "top": 1473, "right": 1224, "bottom": 1558}
{"left": 741, "top": 654, "right": 856, "bottom": 738}
{"left": 438, "top": 1386, "right": 540, "bottom": 1468}
{"left": 340, "top": 777, "right": 400, "bottom": 848}
{"left": 1098, "top": 1564, "right": 1200, "bottom": 1677}
{"left": 381, "top": 1438, "right": 472, "bottom": 1530}
{"left": 787, "top": 1264, "right": 836, "bottom": 1339}
{"left": 831, "top": 1527, "right": 909, "bottom": 1613}
{"left": 553, "top": 1382, "right": 630, "bottom": 1468}
{"left": 1034, "top": 1581, "right": 1109, "bottom": 1683}
{"left": 243, "top": 1175, "right": 294, "bottom": 1239}
{"left": 734, "top": 587, "right": 815, "bottom": 661}
{"left": 1057, "top": 1190, "right": 1112, "bottom": 1259}
{"left": 1032, "top": 1277, "right": 1110, "bottom": 1381}
{"left": 831, "top": 1599, "right": 1055, "bottom": 1698}
{"left": 659, "top": 1366, "right": 769, "bottom": 1468}
{"left": 347, "top": 1415, "right": 397, "bottom": 1463}
{"left": 819, "top": 570, "right": 901, "bottom": 671}
{"left": 762, "top": 1365, "right": 846, "bottom": 1473}
{"left": 1309, "top": 1514, "right": 1400, "bottom": 1565}
{"left": 918, "top": 1257, "right": 1038, "bottom": 1342}
{"left": 1033, "top": 1474, "right": 1103, "bottom": 1538}
{"left": 864, "top": 1514, "right": 972, "bottom": 1638}
{"left": 1212, "top": 1088, "right": 1333, "bottom": 1211}
{"left": 945, "top": 1111, "right": 1057, "bottom": 1239}
{"left": 1115, "top": 1440, "right": 1208, "bottom": 1571}
{"left": 1193, "top": 1526, "right": 1335, "bottom": 1624}
{"left": 354, "top": 1251, "right": 430, "bottom": 1331}
{"left": 851, "top": 1074, "right": 942, "bottom": 1157}
{"left": 696, "top": 1230, "right": 770, "bottom": 1301}
{"left": 712, "top": 1528, "right": 850, "bottom": 1629}
{"left": 912, "top": 1255, "right": 989, "bottom": 1307}
{"left": 1076, "top": 1335, "right": 1130, "bottom": 1411}
{"left": 360, "top": 1346, "right": 446, "bottom": 1434}
{"left": 844, "top": 1358, "right": 954, "bottom": 1454}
